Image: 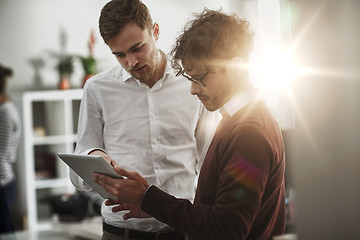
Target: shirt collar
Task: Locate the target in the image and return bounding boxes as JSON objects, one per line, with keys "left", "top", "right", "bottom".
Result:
{"left": 220, "top": 88, "right": 262, "bottom": 117}
{"left": 122, "top": 67, "right": 132, "bottom": 82}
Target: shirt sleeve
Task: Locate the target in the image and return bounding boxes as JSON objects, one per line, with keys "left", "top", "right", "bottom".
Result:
{"left": 194, "top": 106, "right": 221, "bottom": 174}
{"left": 0, "top": 104, "right": 21, "bottom": 165}
{"left": 70, "top": 83, "right": 105, "bottom": 191}
{"left": 0, "top": 114, "right": 11, "bottom": 163}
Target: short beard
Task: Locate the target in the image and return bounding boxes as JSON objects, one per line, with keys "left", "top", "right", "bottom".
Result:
{"left": 131, "top": 64, "right": 155, "bottom": 83}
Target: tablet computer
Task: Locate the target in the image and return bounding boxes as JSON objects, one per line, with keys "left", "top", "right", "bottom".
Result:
{"left": 57, "top": 153, "right": 122, "bottom": 200}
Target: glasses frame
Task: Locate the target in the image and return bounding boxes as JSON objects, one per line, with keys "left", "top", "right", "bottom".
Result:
{"left": 176, "top": 68, "right": 208, "bottom": 87}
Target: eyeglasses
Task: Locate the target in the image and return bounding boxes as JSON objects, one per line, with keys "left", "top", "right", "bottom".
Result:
{"left": 176, "top": 68, "right": 208, "bottom": 87}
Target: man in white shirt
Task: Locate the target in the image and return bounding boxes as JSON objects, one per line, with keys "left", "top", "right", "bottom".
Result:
{"left": 69, "top": 1, "right": 218, "bottom": 239}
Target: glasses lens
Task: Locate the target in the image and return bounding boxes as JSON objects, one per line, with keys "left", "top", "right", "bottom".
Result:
{"left": 177, "top": 68, "right": 206, "bottom": 87}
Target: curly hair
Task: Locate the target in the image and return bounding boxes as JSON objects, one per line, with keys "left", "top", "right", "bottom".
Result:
{"left": 170, "top": 8, "right": 254, "bottom": 72}
{"left": 0, "top": 63, "right": 13, "bottom": 95}
{"left": 99, "top": 0, "right": 153, "bottom": 45}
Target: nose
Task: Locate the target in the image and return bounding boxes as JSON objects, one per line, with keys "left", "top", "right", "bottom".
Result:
{"left": 127, "top": 54, "right": 138, "bottom": 67}
{"left": 190, "top": 81, "right": 201, "bottom": 95}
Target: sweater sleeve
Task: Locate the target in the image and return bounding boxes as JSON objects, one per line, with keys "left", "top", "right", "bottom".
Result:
{"left": 141, "top": 123, "right": 276, "bottom": 240}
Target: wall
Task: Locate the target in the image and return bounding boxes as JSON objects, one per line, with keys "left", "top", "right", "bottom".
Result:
{"left": 289, "top": 0, "right": 360, "bottom": 239}
{"left": 0, "top": 0, "right": 230, "bottom": 93}
{"left": 0, "top": 0, "right": 108, "bottom": 91}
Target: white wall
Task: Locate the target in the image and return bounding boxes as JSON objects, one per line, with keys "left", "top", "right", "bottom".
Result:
{"left": 0, "top": 0, "right": 230, "bottom": 93}
{"left": 0, "top": 0, "right": 108, "bottom": 91}
{"left": 289, "top": 0, "right": 360, "bottom": 239}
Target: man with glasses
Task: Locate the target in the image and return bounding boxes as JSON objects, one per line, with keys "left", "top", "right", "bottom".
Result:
{"left": 70, "top": 1, "right": 218, "bottom": 239}
{"left": 94, "top": 8, "right": 286, "bottom": 240}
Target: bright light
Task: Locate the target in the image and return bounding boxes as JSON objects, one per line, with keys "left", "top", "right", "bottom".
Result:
{"left": 250, "top": 49, "right": 299, "bottom": 93}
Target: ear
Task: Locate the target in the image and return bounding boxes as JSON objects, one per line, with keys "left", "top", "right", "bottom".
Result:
{"left": 152, "top": 23, "right": 160, "bottom": 41}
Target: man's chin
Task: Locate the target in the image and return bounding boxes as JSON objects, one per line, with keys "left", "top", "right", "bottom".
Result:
{"left": 129, "top": 71, "right": 146, "bottom": 80}
{"left": 130, "top": 67, "right": 154, "bottom": 82}
{"left": 203, "top": 103, "right": 218, "bottom": 112}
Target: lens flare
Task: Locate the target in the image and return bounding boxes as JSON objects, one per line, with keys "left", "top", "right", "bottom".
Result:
{"left": 250, "top": 49, "right": 300, "bottom": 93}
{"left": 225, "top": 157, "right": 264, "bottom": 191}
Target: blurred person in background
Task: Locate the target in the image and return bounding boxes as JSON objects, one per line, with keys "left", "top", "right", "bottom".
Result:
{"left": 0, "top": 63, "right": 22, "bottom": 234}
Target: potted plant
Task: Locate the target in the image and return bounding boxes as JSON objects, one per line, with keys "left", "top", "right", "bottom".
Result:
{"left": 57, "top": 56, "right": 74, "bottom": 90}
{"left": 79, "top": 55, "right": 96, "bottom": 86}
{"left": 79, "top": 30, "right": 97, "bottom": 87}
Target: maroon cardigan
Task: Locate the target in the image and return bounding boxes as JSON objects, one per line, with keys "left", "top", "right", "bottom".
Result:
{"left": 142, "top": 101, "right": 286, "bottom": 240}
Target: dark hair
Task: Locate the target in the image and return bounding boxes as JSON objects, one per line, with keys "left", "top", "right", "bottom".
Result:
{"left": 99, "top": 0, "right": 153, "bottom": 45}
{"left": 170, "top": 8, "right": 254, "bottom": 71}
{"left": 0, "top": 63, "right": 13, "bottom": 94}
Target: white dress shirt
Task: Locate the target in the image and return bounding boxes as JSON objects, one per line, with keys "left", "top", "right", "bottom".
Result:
{"left": 221, "top": 88, "right": 264, "bottom": 117}
{"left": 70, "top": 62, "right": 219, "bottom": 231}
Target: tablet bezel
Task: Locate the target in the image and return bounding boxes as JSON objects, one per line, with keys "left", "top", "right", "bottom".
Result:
{"left": 58, "top": 153, "right": 122, "bottom": 200}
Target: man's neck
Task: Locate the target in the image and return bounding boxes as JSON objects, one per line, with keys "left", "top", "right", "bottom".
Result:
{"left": 146, "top": 50, "right": 166, "bottom": 88}
{"left": 231, "top": 75, "right": 253, "bottom": 100}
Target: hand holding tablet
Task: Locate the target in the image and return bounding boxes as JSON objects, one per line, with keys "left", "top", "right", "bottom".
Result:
{"left": 58, "top": 153, "right": 123, "bottom": 200}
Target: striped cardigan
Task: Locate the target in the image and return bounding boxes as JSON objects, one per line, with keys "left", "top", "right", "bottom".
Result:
{"left": 0, "top": 101, "right": 21, "bottom": 186}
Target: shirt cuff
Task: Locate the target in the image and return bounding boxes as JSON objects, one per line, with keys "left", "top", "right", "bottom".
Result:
{"left": 87, "top": 148, "right": 108, "bottom": 155}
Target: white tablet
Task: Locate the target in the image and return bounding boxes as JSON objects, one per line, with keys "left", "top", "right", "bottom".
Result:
{"left": 58, "top": 153, "right": 122, "bottom": 200}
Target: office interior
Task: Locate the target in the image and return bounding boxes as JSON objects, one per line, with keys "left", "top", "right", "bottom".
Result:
{"left": 1, "top": 0, "right": 360, "bottom": 239}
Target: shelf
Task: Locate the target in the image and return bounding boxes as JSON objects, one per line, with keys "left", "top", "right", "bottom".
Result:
{"left": 35, "top": 219, "right": 54, "bottom": 232}
{"left": 35, "top": 178, "right": 72, "bottom": 189}
{"left": 33, "top": 134, "right": 77, "bottom": 145}
{"left": 23, "top": 89, "right": 83, "bottom": 102}
{"left": 23, "top": 89, "right": 83, "bottom": 231}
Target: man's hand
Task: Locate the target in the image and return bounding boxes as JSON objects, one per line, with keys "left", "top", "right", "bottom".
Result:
{"left": 89, "top": 150, "right": 117, "bottom": 167}
{"left": 93, "top": 166, "right": 149, "bottom": 204}
{"left": 105, "top": 200, "right": 151, "bottom": 220}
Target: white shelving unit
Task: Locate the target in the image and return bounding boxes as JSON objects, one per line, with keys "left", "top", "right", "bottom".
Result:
{"left": 22, "top": 89, "right": 83, "bottom": 231}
